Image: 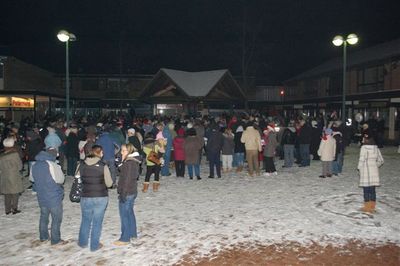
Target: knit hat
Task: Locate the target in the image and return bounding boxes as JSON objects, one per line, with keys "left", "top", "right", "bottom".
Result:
{"left": 46, "top": 147, "right": 58, "bottom": 157}
{"left": 3, "top": 137, "right": 15, "bottom": 148}
{"left": 325, "top": 128, "right": 333, "bottom": 135}
{"left": 127, "top": 128, "right": 136, "bottom": 135}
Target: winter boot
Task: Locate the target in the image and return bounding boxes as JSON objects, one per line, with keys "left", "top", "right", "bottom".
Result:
{"left": 153, "top": 182, "right": 160, "bottom": 192}
{"left": 360, "top": 201, "right": 371, "bottom": 212}
{"left": 142, "top": 182, "right": 149, "bottom": 193}
{"left": 369, "top": 201, "right": 376, "bottom": 213}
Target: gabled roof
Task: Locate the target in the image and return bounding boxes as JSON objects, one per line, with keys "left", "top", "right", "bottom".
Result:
{"left": 139, "top": 68, "right": 245, "bottom": 100}
{"left": 160, "top": 68, "right": 229, "bottom": 97}
{"left": 286, "top": 37, "right": 400, "bottom": 82}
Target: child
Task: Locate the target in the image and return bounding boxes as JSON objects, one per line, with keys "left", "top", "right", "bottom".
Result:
{"left": 222, "top": 128, "right": 235, "bottom": 173}
{"left": 357, "top": 134, "right": 384, "bottom": 213}
{"left": 317, "top": 128, "right": 336, "bottom": 178}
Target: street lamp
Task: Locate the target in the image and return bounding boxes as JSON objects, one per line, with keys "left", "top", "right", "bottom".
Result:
{"left": 57, "top": 30, "right": 76, "bottom": 126}
{"left": 332, "top": 33, "right": 358, "bottom": 123}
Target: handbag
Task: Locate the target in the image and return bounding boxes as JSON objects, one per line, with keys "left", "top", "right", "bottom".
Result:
{"left": 69, "top": 163, "right": 83, "bottom": 203}
{"left": 147, "top": 145, "right": 160, "bottom": 165}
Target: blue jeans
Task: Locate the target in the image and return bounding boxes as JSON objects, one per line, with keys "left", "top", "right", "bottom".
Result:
{"left": 67, "top": 157, "right": 78, "bottom": 176}
{"left": 283, "top": 145, "right": 295, "bottom": 167}
{"left": 105, "top": 159, "right": 117, "bottom": 184}
{"left": 187, "top": 164, "right": 200, "bottom": 177}
{"left": 79, "top": 197, "right": 108, "bottom": 251}
{"left": 161, "top": 148, "right": 171, "bottom": 176}
{"left": 234, "top": 153, "right": 244, "bottom": 167}
{"left": 363, "top": 186, "right": 376, "bottom": 202}
{"left": 118, "top": 194, "right": 137, "bottom": 242}
{"left": 39, "top": 203, "right": 63, "bottom": 245}
{"left": 299, "top": 144, "right": 310, "bottom": 166}
{"left": 332, "top": 152, "right": 344, "bottom": 174}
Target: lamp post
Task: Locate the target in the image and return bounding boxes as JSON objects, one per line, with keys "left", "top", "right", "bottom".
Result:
{"left": 332, "top": 33, "right": 358, "bottom": 123}
{"left": 57, "top": 30, "right": 76, "bottom": 127}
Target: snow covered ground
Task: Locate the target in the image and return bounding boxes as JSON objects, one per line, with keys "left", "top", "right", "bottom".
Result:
{"left": 0, "top": 145, "right": 399, "bottom": 265}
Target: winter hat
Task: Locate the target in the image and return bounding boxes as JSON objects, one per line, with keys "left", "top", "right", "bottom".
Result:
{"left": 236, "top": 125, "right": 244, "bottom": 133}
{"left": 127, "top": 128, "right": 136, "bottom": 135}
{"left": 177, "top": 128, "right": 185, "bottom": 136}
{"left": 325, "top": 128, "right": 333, "bottom": 135}
{"left": 156, "top": 131, "right": 166, "bottom": 140}
{"left": 3, "top": 137, "right": 15, "bottom": 148}
{"left": 46, "top": 147, "right": 58, "bottom": 158}
{"left": 311, "top": 120, "right": 318, "bottom": 128}
{"left": 96, "top": 122, "right": 103, "bottom": 128}
{"left": 187, "top": 122, "right": 193, "bottom": 129}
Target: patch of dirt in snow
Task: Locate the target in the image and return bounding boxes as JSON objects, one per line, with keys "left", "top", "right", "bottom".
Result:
{"left": 176, "top": 240, "right": 400, "bottom": 266}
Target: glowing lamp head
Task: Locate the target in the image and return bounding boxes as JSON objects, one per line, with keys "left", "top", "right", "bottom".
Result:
{"left": 57, "top": 30, "right": 70, "bottom": 42}
{"left": 332, "top": 35, "right": 344, "bottom": 46}
{"left": 57, "top": 30, "right": 76, "bottom": 42}
{"left": 346, "top": 33, "right": 359, "bottom": 45}
{"left": 280, "top": 90, "right": 284, "bottom": 96}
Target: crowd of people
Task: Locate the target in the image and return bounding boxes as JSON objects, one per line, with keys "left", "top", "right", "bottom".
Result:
{"left": 0, "top": 111, "right": 386, "bottom": 250}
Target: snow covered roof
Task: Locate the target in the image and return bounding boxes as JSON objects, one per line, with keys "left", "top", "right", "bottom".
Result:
{"left": 140, "top": 68, "right": 245, "bottom": 100}
{"left": 286, "top": 38, "right": 400, "bottom": 82}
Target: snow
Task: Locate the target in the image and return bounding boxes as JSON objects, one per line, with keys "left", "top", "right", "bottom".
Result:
{"left": 0, "top": 145, "right": 399, "bottom": 265}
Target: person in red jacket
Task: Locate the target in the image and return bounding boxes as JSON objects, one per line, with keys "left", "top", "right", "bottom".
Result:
{"left": 173, "top": 128, "right": 186, "bottom": 177}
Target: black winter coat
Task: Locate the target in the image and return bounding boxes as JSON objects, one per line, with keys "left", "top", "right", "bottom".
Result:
{"left": 118, "top": 155, "right": 141, "bottom": 198}
{"left": 298, "top": 124, "right": 312, "bottom": 144}
{"left": 281, "top": 128, "right": 297, "bottom": 145}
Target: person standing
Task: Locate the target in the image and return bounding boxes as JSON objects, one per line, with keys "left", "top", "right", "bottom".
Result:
{"left": 173, "top": 128, "right": 186, "bottom": 177}
{"left": 241, "top": 122, "right": 262, "bottom": 177}
{"left": 78, "top": 145, "right": 113, "bottom": 252}
{"left": 206, "top": 124, "right": 224, "bottom": 178}
{"left": 31, "top": 148, "right": 65, "bottom": 245}
{"left": 357, "top": 135, "right": 384, "bottom": 213}
{"left": 45, "top": 126, "right": 62, "bottom": 151}
{"left": 0, "top": 137, "right": 24, "bottom": 215}
{"left": 65, "top": 127, "right": 80, "bottom": 177}
{"left": 298, "top": 119, "right": 312, "bottom": 167}
{"left": 281, "top": 122, "right": 297, "bottom": 168}
{"left": 96, "top": 126, "right": 119, "bottom": 187}
{"left": 332, "top": 127, "right": 344, "bottom": 176}
{"left": 263, "top": 125, "right": 278, "bottom": 176}
{"left": 114, "top": 143, "right": 141, "bottom": 246}
{"left": 317, "top": 128, "right": 336, "bottom": 178}
{"left": 233, "top": 125, "right": 245, "bottom": 172}
{"left": 221, "top": 128, "right": 235, "bottom": 173}
{"left": 161, "top": 123, "right": 173, "bottom": 177}
{"left": 184, "top": 128, "right": 203, "bottom": 180}
{"left": 142, "top": 132, "right": 165, "bottom": 192}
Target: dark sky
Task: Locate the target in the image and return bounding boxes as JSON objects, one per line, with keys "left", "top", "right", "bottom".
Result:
{"left": 1, "top": 0, "right": 399, "bottom": 83}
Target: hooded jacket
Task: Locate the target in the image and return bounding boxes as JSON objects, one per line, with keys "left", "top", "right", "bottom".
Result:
{"left": 118, "top": 152, "right": 141, "bottom": 197}
{"left": 31, "top": 151, "right": 65, "bottom": 208}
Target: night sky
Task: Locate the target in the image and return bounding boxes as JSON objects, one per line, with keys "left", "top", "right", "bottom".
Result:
{"left": 1, "top": 0, "right": 399, "bottom": 84}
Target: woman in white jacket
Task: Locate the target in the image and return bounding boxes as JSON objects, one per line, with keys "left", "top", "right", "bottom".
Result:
{"left": 357, "top": 134, "right": 383, "bottom": 213}
{"left": 317, "top": 128, "right": 336, "bottom": 178}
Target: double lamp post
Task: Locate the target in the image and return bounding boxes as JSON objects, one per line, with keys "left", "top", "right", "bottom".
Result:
{"left": 57, "top": 30, "right": 76, "bottom": 127}
{"left": 332, "top": 33, "right": 358, "bottom": 123}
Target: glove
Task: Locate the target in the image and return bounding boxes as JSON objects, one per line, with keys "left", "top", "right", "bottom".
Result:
{"left": 119, "top": 194, "right": 126, "bottom": 203}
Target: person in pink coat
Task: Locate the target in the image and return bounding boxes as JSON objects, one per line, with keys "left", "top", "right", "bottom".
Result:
{"left": 173, "top": 128, "right": 186, "bottom": 177}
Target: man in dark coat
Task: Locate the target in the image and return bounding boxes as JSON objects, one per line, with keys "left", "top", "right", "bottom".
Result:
{"left": 205, "top": 123, "right": 224, "bottom": 178}
{"left": 298, "top": 119, "right": 312, "bottom": 167}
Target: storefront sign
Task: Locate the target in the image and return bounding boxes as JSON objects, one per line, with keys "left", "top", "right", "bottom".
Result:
{"left": 11, "top": 97, "right": 34, "bottom": 108}
{"left": 0, "top": 97, "right": 34, "bottom": 108}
